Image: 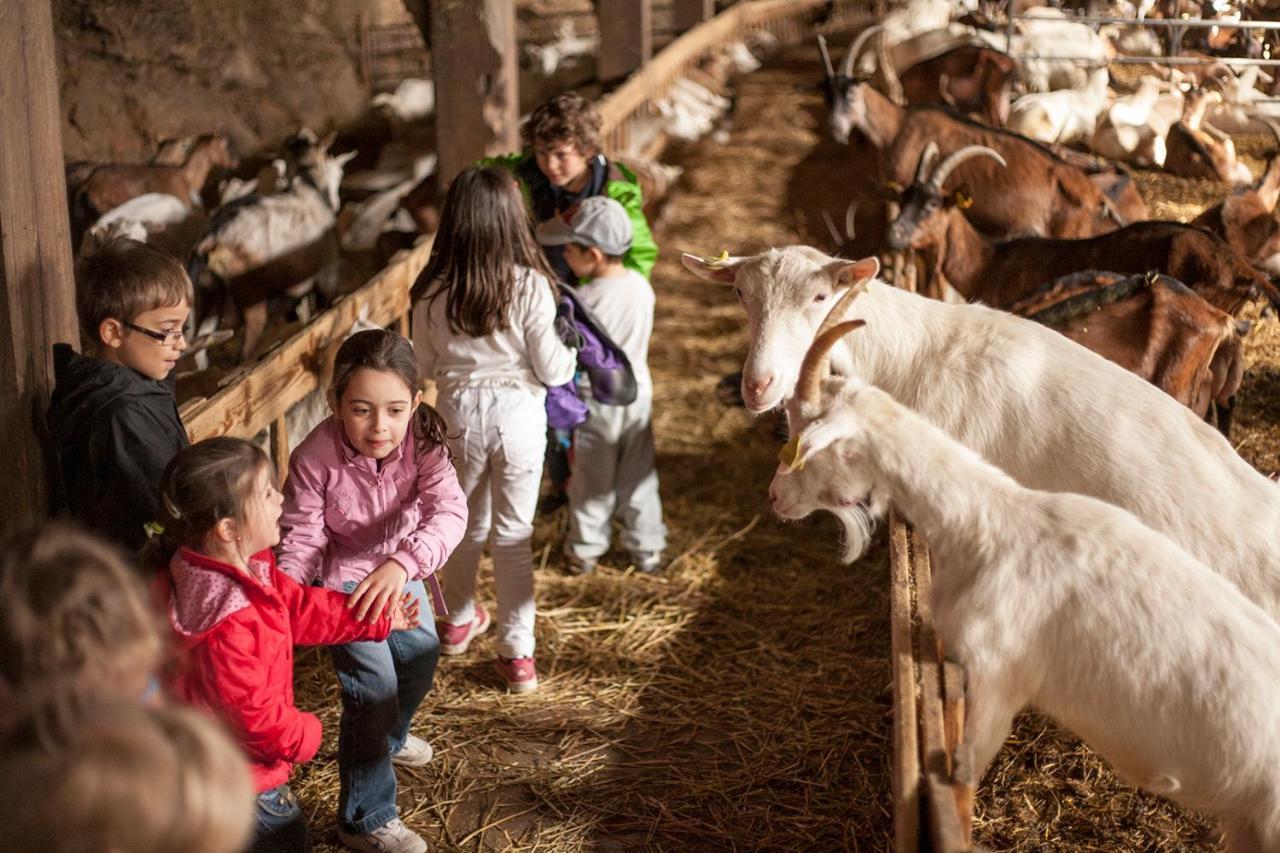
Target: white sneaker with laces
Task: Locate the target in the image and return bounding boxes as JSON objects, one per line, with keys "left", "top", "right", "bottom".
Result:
{"left": 336, "top": 818, "right": 427, "bottom": 853}
{"left": 391, "top": 733, "right": 434, "bottom": 767}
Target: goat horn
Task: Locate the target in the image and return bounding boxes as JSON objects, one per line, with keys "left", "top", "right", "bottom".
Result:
{"left": 845, "top": 200, "right": 859, "bottom": 240}
{"left": 817, "top": 34, "right": 836, "bottom": 82}
{"left": 930, "top": 145, "right": 1007, "bottom": 190}
{"left": 797, "top": 319, "right": 867, "bottom": 407}
{"left": 915, "top": 141, "right": 941, "bottom": 185}
{"left": 842, "top": 24, "right": 882, "bottom": 78}
{"left": 821, "top": 209, "right": 844, "bottom": 247}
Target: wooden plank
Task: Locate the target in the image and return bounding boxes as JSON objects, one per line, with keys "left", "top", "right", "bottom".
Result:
{"left": 0, "top": 0, "right": 79, "bottom": 526}
{"left": 269, "top": 416, "right": 290, "bottom": 485}
{"left": 889, "top": 513, "right": 921, "bottom": 853}
{"left": 912, "top": 527, "right": 970, "bottom": 852}
{"left": 944, "top": 660, "right": 974, "bottom": 845}
{"left": 183, "top": 236, "right": 434, "bottom": 443}
{"left": 428, "top": 0, "right": 519, "bottom": 182}
{"left": 598, "top": 0, "right": 653, "bottom": 85}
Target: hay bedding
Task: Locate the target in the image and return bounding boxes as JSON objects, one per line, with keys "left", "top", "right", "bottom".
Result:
{"left": 290, "top": 39, "right": 1280, "bottom": 852}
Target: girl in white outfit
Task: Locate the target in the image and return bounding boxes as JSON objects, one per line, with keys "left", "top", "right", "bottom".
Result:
{"left": 409, "top": 166, "right": 577, "bottom": 693}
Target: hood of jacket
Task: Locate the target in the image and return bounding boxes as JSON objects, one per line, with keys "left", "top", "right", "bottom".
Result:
{"left": 47, "top": 343, "right": 179, "bottom": 445}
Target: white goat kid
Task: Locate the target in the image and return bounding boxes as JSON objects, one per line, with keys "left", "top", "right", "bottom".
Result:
{"left": 680, "top": 247, "right": 1280, "bottom": 620}
{"left": 1006, "top": 66, "right": 1110, "bottom": 146}
{"left": 768, "top": 293, "right": 1280, "bottom": 851}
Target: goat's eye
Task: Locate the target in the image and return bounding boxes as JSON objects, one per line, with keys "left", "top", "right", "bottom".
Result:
{"left": 814, "top": 293, "right": 828, "bottom": 303}
{"left": 734, "top": 287, "right": 743, "bottom": 299}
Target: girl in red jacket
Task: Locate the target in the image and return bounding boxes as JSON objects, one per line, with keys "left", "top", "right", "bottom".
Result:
{"left": 154, "top": 437, "right": 418, "bottom": 853}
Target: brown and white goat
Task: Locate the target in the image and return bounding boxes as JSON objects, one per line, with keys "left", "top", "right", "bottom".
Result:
{"left": 824, "top": 79, "right": 1126, "bottom": 239}
{"left": 1008, "top": 270, "right": 1249, "bottom": 434}
{"left": 1192, "top": 155, "right": 1280, "bottom": 276}
{"left": 886, "top": 143, "right": 1280, "bottom": 315}
{"left": 1164, "top": 88, "right": 1252, "bottom": 185}
{"left": 75, "top": 133, "right": 237, "bottom": 217}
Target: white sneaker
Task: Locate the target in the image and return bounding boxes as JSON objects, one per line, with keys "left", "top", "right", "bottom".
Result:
{"left": 337, "top": 818, "right": 427, "bottom": 853}
{"left": 391, "top": 733, "right": 434, "bottom": 767}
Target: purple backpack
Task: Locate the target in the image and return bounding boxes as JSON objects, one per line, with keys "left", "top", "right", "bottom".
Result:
{"left": 546, "top": 287, "right": 638, "bottom": 430}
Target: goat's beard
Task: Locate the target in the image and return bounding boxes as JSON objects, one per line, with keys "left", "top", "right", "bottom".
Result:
{"left": 831, "top": 499, "right": 879, "bottom": 564}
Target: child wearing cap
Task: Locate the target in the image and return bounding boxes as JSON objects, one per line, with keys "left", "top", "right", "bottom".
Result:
{"left": 537, "top": 197, "right": 667, "bottom": 575}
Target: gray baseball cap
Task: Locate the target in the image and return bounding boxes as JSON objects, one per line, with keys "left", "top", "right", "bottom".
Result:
{"left": 536, "top": 195, "right": 633, "bottom": 256}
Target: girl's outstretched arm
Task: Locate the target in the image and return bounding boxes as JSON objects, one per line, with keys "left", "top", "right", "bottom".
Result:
{"left": 522, "top": 269, "right": 578, "bottom": 386}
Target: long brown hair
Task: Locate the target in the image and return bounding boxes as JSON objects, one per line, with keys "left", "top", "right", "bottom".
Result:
{"left": 331, "top": 329, "right": 449, "bottom": 456}
{"left": 409, "top": 166, "right": 558, "bottom": 337}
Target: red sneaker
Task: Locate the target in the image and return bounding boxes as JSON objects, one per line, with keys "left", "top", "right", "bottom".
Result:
{"left": 494, "top": 655, "right": 539, "bottom": 693}
{"left": 437, "top": 605, "right": 491, "bottom": 656}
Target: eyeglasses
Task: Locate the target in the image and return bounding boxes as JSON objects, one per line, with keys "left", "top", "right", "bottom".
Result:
{"left": 122, "top": 321, "right": 185, "bottom": 347}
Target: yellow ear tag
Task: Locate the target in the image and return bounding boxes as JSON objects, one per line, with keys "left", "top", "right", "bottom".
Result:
{"left": 885, "top": 180, "right": 903, "bottom": 193}
{"left": 778, "top": 433, "right": 806, "bottom": 472}
{"left": 706, "top": 248, "right": 732, "bottom": 269}
{"left": 955, "top": 190, "right": 974, "bottom": 209}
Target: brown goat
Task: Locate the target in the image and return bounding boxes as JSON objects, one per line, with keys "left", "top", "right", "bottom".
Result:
{"left": 1192, "top": 155, "right": 1280, "bottom": 275}
{"left": 76, "top": 133, "right": 237, "bottom": 217}
{"left": 825, "top": 79, "right": 1124, "bottom": 239}
{"left": 1008, "top": 270, "right": 1249, "bottom": 435}
{"left": 886, "top": 144, "right": 1280, "bottom": 316}
{"left": 893, "top": 45, "right": 1017, "bottom": 127}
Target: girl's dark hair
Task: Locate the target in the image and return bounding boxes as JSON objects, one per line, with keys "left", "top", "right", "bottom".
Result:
{"left": 331, "top": 329, "right": 449, "bottom": 455}
{"left": 409, "top": 166, "right": 558, "bottom": 337}
{"left": 146, "top": 437, "right": 272, "bottom": 570}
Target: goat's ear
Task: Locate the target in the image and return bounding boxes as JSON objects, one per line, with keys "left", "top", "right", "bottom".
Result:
{"left": 681, "top": 251, "right": 746, "bottom": 284}
{"left": 826, "top": 256, "right": 878, "bottom": 290}
{"left": 320, "top": 131, "right": 338, "bottom": 152}
{"left": 334, "top": 150, "right": 358, "bottom": 167}
{"left": 786, "top": 416, "right": 849, "bottom": 471}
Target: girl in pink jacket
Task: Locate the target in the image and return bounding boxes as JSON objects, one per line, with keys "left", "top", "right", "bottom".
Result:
{"left": 278, "top": 329, "right": 467, "bottom": 853}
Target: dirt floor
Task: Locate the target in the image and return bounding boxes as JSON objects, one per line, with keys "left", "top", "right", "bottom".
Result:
{"left": 289, "top": 37, "right": 1280, "bottom": 853}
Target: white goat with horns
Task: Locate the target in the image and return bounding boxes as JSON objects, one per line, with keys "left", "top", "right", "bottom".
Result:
{"left": 768, "top": 282, "right": 1280, "bottom": 851}
{"left": 680, "top": 247, "right": 1280, "bottom": 621}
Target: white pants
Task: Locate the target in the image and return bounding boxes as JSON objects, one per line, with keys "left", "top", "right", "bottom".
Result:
{"left": 566, "top": 392, "right": 667, "bottom": 561}
{"left": 436, "top": 386, "right": 546, "bottom": 659}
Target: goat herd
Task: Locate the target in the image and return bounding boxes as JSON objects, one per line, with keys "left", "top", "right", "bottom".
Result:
{"left": 673, "top": 2, "right": 1280, "bottom": 847}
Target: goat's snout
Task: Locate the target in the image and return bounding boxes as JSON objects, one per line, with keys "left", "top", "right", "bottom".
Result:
{"left": 885, "top": 221, "right": 911, "bottom": 252}
{"left": 742, "top": 372, "right": 775, "bottom": 407}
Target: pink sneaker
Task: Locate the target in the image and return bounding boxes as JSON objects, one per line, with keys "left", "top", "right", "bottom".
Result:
{"left": 437, "top": 605, "right": 491, "bottom": 655}
{"left": 494, "top": 655, "right": 539, "bottom": 693}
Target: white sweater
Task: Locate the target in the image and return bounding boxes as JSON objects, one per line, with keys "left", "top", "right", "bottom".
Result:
{"left": 412, "top": 266, "right": 577, "bottom": 395}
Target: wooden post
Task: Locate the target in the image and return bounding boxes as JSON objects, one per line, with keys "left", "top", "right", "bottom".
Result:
{"left": 672, "top": 0, "right": 714, "bottom": 34}
{"left": 598, "top": 0, "right": 653, "bottom": 85}
{"left": 0, "top": 0, "right": 79, "bottom": 528}
{"left": 428, "top": 0, "right": 519, "bottom": 183}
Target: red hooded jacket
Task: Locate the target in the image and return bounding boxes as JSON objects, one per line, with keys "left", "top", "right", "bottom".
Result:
{"left": 160, "top": 547, "right": 390, "bottom": 792}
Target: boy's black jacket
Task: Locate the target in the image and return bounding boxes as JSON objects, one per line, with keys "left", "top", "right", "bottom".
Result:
{"left": 46, "top": 343, "right": 189, "bottom": 554}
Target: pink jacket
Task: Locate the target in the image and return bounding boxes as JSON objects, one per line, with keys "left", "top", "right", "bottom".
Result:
{"left": 278, "top": 417, "right": 467, "bottom": 614}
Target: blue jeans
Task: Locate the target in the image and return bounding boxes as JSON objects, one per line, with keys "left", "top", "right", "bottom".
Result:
{"left": 250, "top": 784, "right": 311, "bottom": 852}
{"left": 328, "top": 579, "right": 440, "bottom": 834}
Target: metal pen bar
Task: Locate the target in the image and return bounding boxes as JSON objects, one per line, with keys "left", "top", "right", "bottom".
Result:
{"left": 1015, "top": 13, "right": 1280, "bottom": 31}
{"left": 1011, "top": 53, "right": 1280, "bottom": 66}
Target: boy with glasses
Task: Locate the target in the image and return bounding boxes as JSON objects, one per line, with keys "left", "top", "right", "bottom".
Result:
{"left": 48, "top": 238, "right": 193, "bottom": 553}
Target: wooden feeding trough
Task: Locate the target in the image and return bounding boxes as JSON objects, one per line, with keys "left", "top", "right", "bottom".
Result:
{"left": 889, "top": 510, "right": 977, "bottom": 852}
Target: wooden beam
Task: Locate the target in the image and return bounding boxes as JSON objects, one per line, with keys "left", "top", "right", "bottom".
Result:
{"left": 0, "top": 0, "right": 79, "bottom": 528}
{"left": 428, "top": 0, "right": 519, "bottom": 183}
{"left": 183, "top": 237, "right": 434, "bottom": 443}
{"left": 672, "top": 0, "right": 715, "bottom": 33}
{"left": 889, "top": 513, "right": 921, "bottom": 853}
{"left": 598, "top": 0, "right": 653, "bottom": 85}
